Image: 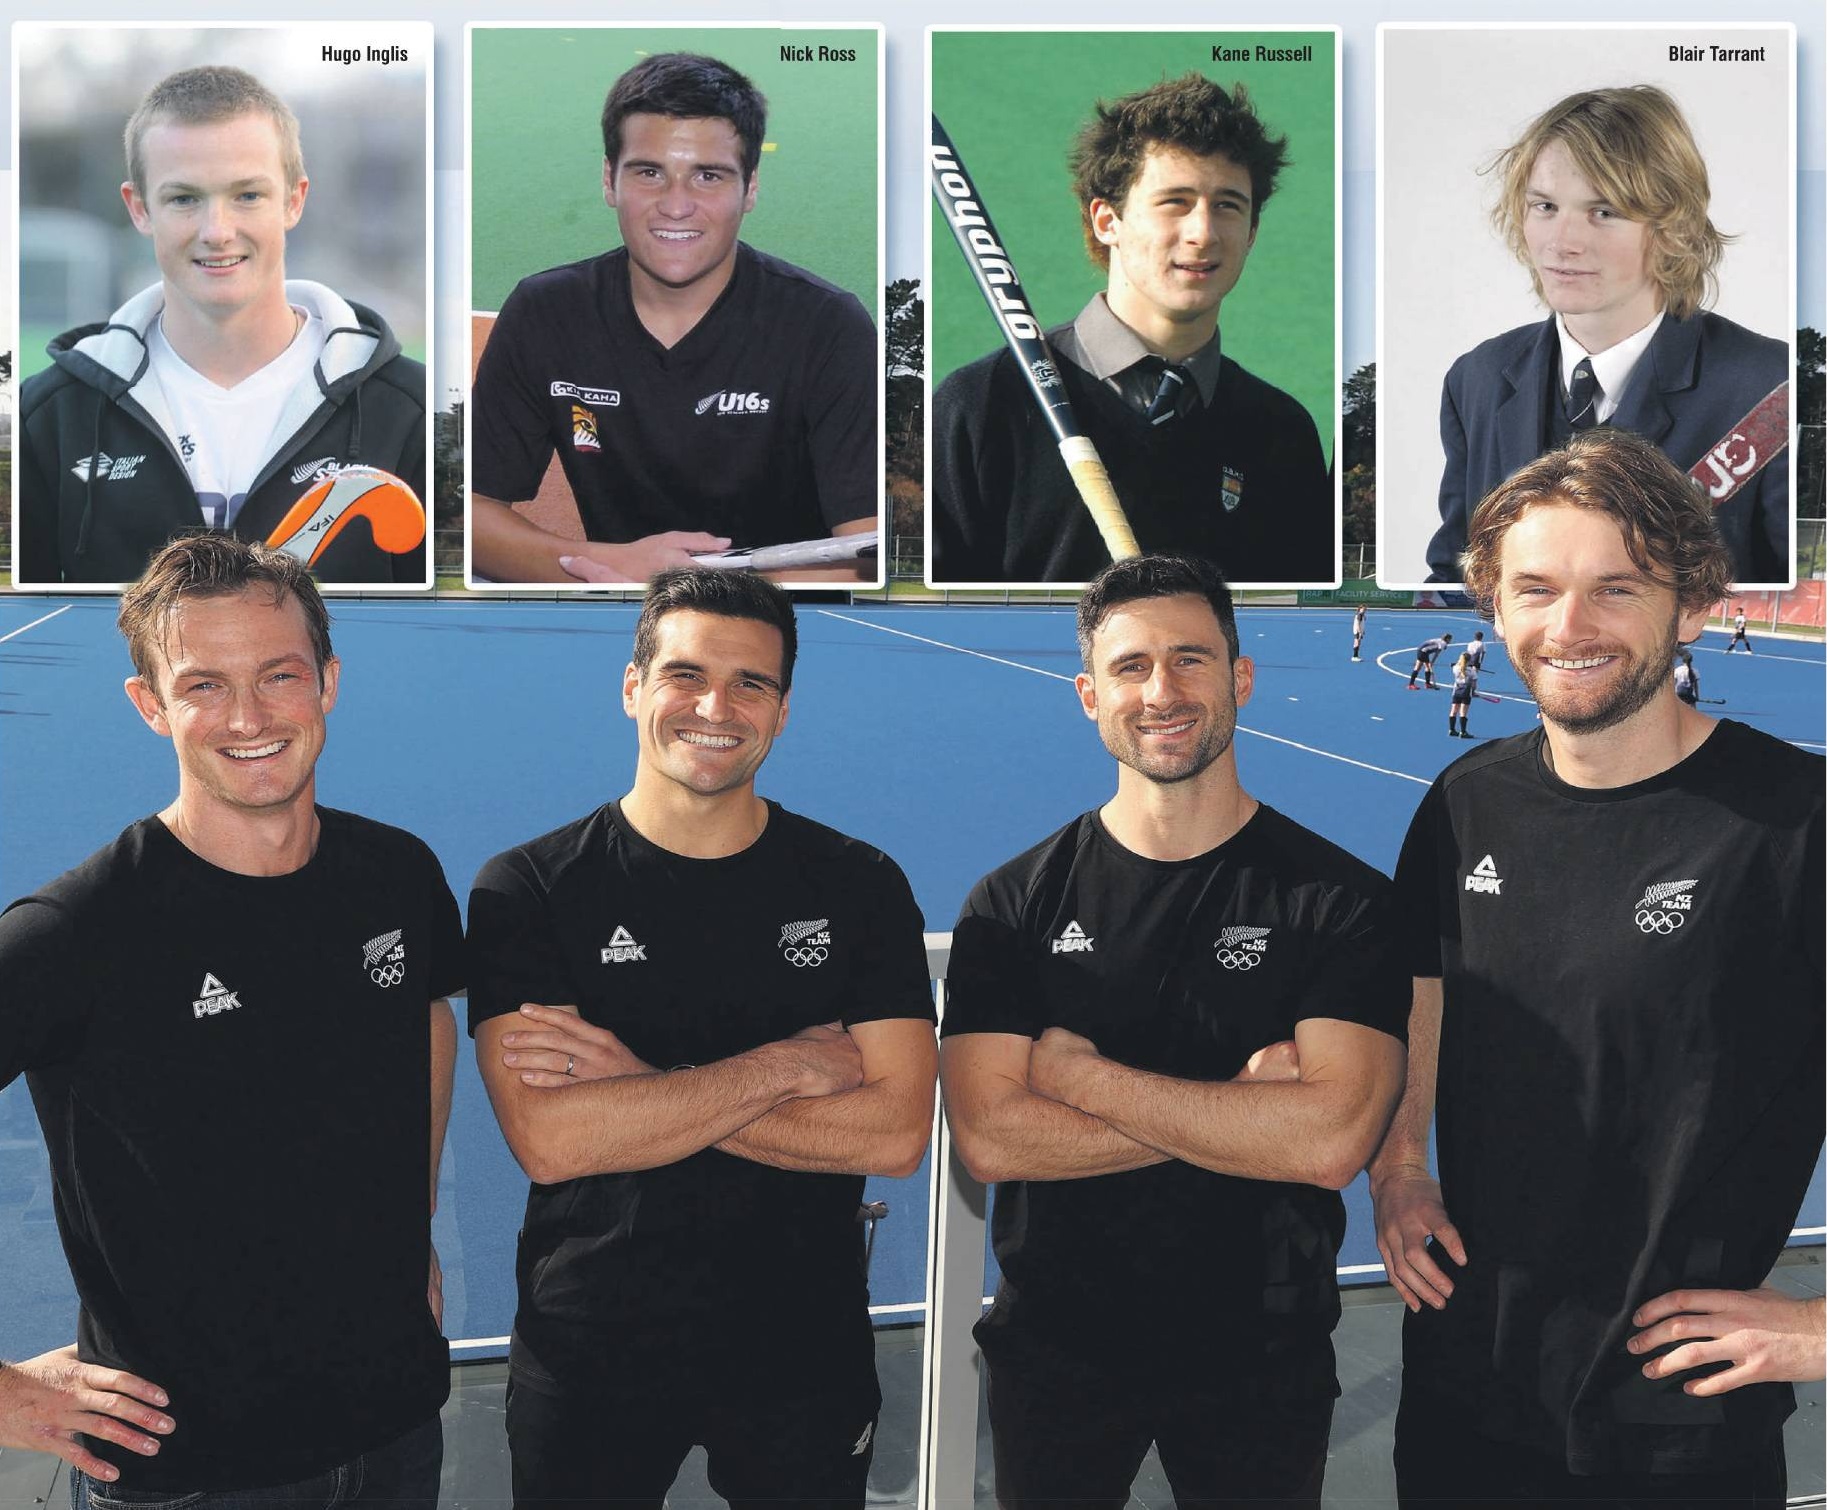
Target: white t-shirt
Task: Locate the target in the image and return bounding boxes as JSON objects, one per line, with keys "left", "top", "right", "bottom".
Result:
{"left": 147, "top": 311, "right": 327, "bottom": 528}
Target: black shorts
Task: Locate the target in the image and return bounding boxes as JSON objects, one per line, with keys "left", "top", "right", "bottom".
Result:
{"left": 505, "top": 1378, "right": 878, "bottom": 1510}
{"left": 1451, "top": 687, "right": 1473, "bottom": 706}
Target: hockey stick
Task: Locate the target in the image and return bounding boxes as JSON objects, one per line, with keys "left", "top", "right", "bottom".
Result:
{"left": 692, "top": 531, "right": 879, "bottom": 571}
{"left": 1697, "top": 697, "right": 1727, "bottom": 705}
{"left": 930, "top": 115, "right": 1139, "bottom": 563}
{"left": 267, "top": 467, "right": 425, "bottom": 567}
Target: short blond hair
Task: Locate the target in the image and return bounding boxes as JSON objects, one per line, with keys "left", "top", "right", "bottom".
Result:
{"left": 125, "top": 66, "right": 304, "bottom": 194}
{"left": 1489, "top": 86, "right": 1726, "bottom": 321}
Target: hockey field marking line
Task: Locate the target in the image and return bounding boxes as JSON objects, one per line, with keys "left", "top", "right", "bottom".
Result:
{"left": 816, "top": 608, "right": 1077, "bottom": 681}
{"left": 1379, "top": 645, "right": 1826, "bottom": 745}
{"left": 819, "top": 610, "right": 1432, "bottom": 787}
{"left": 1375, "top": 646, "right": 1538, "bottom": 708}
{"left": 1693, "top": 643, "right": 1822, "bottom": 666}
{"left": 0, "top": 604, "right": 73, "bottom": 643}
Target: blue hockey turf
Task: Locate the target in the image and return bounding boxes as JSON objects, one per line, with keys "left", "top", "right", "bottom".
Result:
{"left": 2, "top": 598, "right": 1820, "bottom": 1353}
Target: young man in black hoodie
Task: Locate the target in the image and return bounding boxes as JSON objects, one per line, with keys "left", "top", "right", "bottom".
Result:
{"left": 17, "top": 66, "right": 426, "bottom": 587}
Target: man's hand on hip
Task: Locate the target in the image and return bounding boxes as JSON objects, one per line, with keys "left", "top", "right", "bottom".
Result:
{"left": 1630, "top": 1287, "right": 1826, "bottom": 1394}
{"left": 0, "top": 1346, "right": 173, "bottom": 1478}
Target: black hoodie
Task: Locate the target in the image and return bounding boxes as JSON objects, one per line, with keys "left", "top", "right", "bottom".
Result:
{"left": 18, "top": 280, "right": 427, "bottom": 586}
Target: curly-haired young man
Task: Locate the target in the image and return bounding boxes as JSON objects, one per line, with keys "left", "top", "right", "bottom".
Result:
{"left": 932, "top": 73, "right": 1332, "bottom": 585}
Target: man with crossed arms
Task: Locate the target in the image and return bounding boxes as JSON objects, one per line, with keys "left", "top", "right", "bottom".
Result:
{"left": 467, "top": 567, "right": 935, "bottom": 1509}
{"left": 942, "top": 552, "right": 1407, "bottom": 1509}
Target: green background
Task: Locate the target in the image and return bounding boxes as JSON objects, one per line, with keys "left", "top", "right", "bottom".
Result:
{"left": 471, "top": 27, "right": 879, "bottom": 318}
{"left": 931, "top": 30, "right": 1336, "bottom": 463}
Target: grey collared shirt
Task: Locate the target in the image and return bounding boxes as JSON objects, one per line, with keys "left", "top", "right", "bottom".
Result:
{"left": 1050, "top": 293, "right": 1224, "bottom": 415}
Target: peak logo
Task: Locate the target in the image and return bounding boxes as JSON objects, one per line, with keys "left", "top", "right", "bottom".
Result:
{"left": 1051, "top": 920, "right": 1093, "bottom": 955}
{"left": 1464, "top": 855, "right": 1503, "bottom": 895}
{"left": 696, "top": 390, "right": 773, "bottom": 416}
{"left": 192, "top": 972, "right": 242, "bottom": 1018}
{"left": 601, "top": 925, "right": 647, "bottom": 964}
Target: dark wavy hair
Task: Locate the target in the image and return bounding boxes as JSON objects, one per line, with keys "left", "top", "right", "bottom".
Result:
{"left": 1068, "top": 74, "right": 1288, "bottom": 268}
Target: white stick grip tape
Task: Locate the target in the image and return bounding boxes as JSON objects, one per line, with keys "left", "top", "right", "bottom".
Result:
{"left": 1058, "top": 436, "right": 1140, "bottom": 560}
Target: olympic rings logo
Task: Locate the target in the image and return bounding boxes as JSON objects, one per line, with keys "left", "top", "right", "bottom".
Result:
{"left": 1215, "top": 949, "right": 1262, "bottom": 970}
{"left": 783, "top": 946, "right": 829, "bottom": 968}
{"left": 1635, "top": 910, "right": 1684, "bottom": 935}
{"left": 372, "top": 962, "right": 405, "bottom": 987}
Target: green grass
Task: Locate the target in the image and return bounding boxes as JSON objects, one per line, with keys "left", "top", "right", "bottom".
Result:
{"left": 931, "top": 30, "right": 1337, "bottom": 463}
{"left": 471, "top": 27, "right": 880, "bottom": 316}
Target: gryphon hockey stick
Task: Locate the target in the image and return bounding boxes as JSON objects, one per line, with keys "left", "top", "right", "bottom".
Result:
{"left": 930, "top": 114, "right": 1139, "bottom": 563}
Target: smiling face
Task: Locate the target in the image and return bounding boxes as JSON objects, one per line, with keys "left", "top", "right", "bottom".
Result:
{"left": 1095, "top": 144, "right": 1257, "bottom": 346}
{"left": 623, "top": 609, "right": 789, "bottom": 800}
{"left": 125, "top": 588, "right": 338, "bottom": 820}
{"left": 1076, "top": 593, "right": 1254, "bottom": 785}
{"left": 604, "top": 112, "right": 756, "bottom": 301}
{"left": 121, "top": 112, "right": 306, "bottom": 326}
{"left": 1494, "top": 502, "right": 1705, "bottom": 736}
{"left": 1520, "top": 141, "right": 1661, "bottom": 346}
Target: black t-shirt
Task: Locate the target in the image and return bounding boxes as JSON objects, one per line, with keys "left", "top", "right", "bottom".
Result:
{"left": 471, "top": 244, "right": 877, "bottom": 547}
{"left": 465, "top": 801, "right": 933, "bottom": 1403}
{"left": 940, "top": 806, "right": 1407, "bottom": 1397}
{"left": 0, "top": 811, "right": 465, "bottom": 1491}
{"left": 1394, "top": 721, "right": 1825, "bottom": 1475}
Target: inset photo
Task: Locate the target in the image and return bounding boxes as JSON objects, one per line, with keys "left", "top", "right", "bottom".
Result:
{"left": 13, "top": 23, "right": 434, "bottom": 591}
{"left": 466, "top": 25, "right": 885, "bottom": 590}
{"left": 1377, "top": 24, "right": 1795, "bottom": 590}
{"left": 927, "top": 26, "right": 1340, "bottom": 589}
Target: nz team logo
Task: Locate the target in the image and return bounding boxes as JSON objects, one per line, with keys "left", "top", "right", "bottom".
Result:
{"left": 1215, "top": 926, "right": 1271, "bottom": 970}
{"left": 780, "top": 918, "right": 831, "bottom": 968}
{"left": 363, "top": 929, "right": 406, "bottom": 987}
{"left": 1633, "top": 879, "right": 1696, "bottom": 935}
{"left": 571, "top": 405, "right": 601, "bottom": 453}
{"left": 696, "top": 389, "right": 773, "bottom": 416}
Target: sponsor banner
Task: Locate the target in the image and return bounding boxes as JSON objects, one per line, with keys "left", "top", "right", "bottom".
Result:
{"left": 1297, "top": 580, "right": 1415, "bottom": 607}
